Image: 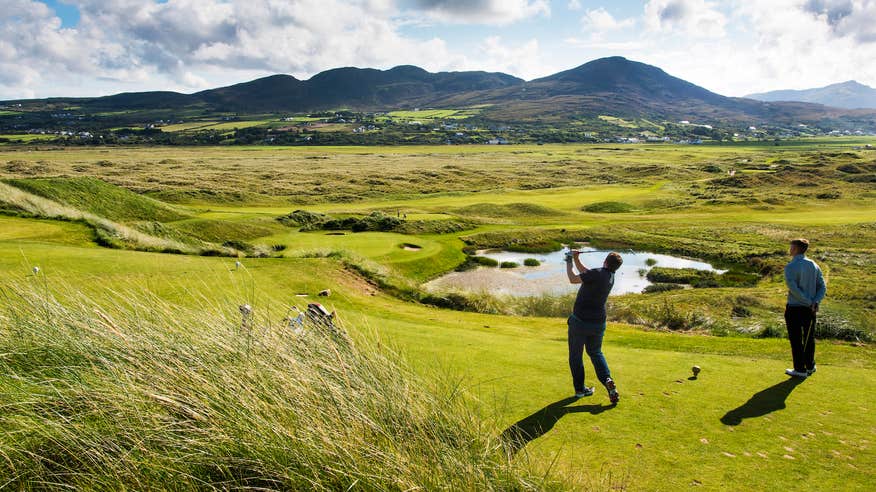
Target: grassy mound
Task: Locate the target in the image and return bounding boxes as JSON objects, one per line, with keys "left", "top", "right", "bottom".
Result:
{"left": 168, "top": 218, "right": 283, "bottom": 243}
{"left": 0, "top": 284, "right": 549, "bottom": 490}
{"left": 582, "top": 201, "right": 636, "bottom": 213}
{"left": 279, "top": 210, "right": 474, "bottom": 235}
{"left": 642, "top": 283, "right": 684, "bottom": 293}
{"left": 646, "top": 267, "right": 759, "bottom": 288}
{"left": 4, "top": 177, "right": 189, "bottom": 223}
{"left": 453, "top": 202, "right": 562, "bottom": 218}
{"left": 462, "top": 229, "right": 589, "bottom": 254}
{"left": 0, "top": 181, "right": 230, "bottom": 255}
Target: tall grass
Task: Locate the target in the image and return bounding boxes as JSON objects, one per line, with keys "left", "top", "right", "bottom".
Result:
{"left": 0, "top": 282, "right": 553, "bottom": 490}
{"left": 0, "top": 181, "right": 236, "bottom": 256}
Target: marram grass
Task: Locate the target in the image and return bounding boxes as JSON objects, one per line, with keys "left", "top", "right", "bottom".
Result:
{"left": 0, "top": 283, "right": 555, "bottom": 490}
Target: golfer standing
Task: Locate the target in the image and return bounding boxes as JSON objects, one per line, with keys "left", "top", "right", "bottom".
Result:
{"left": 784, "top": 238, "right": 826, "bottom": 378}
{"left": 566, "top": 250, "right": 622, "bottom": 403}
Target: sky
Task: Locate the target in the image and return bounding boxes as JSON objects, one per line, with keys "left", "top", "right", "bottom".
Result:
{"left": 2, "top": 0, "right": 875, "bottom": 99}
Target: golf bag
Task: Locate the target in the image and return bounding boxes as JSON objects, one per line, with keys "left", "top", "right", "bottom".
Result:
{"left": 285, "top": 302, "right": 349, "bottom": 344}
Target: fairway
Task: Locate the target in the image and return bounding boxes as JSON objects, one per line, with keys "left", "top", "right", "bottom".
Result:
{"left": 1, "top": 142, "right": 874, "bottom": 489}
{"left": 1, "top": 230, "right": 873, "bottom": 491}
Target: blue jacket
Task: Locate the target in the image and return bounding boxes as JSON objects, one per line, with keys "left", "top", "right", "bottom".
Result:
{"left": 784, "top": 254, "right": 826, "bottom": 307}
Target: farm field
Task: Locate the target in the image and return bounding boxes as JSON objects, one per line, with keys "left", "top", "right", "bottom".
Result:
{"left": 160, "top": 119, "right": 274, "bottom": 132}
{"left": 1, "top": 141, "right": 875, "bottom": 489}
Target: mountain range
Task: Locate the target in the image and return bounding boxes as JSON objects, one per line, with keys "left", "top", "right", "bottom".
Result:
{"left": 747, "top": 81, "right": 876, "bottom": 110}
{"left": 6, "top": 57, "right": 876, "bottom": 128}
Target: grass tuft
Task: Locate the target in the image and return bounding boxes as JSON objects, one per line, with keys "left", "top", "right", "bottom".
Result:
{"left": 0, "top": 283, "right": 553, "bottom": 490}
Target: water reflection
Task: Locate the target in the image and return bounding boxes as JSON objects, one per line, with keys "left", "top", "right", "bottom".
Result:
{"left": 427, "top": 247, "right": 725, "bottom": 297}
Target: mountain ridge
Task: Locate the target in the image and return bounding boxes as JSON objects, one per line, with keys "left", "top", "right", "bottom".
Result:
{"left": 4, "top": 57, "right": 874, "bottom": 127}
{"left": 747, "top": 80, "right": 876, "bottom": 109}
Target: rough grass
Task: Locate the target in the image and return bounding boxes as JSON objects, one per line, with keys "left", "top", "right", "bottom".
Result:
{"left": 0, "top": 181, "right": 221, "bottom": 255}
{"left": 582, "top": 201, "right": 636, "bottom": 213}
{"left": 453, "top": 202, "right": 564, "bottom": 219}
{"left": 4, "top": 176, "right": 189, "bottom": 222}
{"left": 0, "top": 282, "right": 552, "bottom": 490}
{"left": 461, "top": 229, "right": 590, "bottom": 254}
{"left": 1, "top": 143, "right": 873, "bottom": 336}
{"left": 167, "top": 217, "right": 284, "bottom": 243}
{"left": 646, "top": 267, "right": 759, "bottom": 288}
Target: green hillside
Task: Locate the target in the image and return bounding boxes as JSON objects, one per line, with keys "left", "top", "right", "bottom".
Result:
{"left": 4, "top": 176, "right": 189, "bottom": 223}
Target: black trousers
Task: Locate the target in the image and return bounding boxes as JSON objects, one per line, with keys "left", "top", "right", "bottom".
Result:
{"left": 784, "top": 305, "right": 816, "bottom": 372}
{"left": 567, "top": 318, "right": 611, "bottom": 392}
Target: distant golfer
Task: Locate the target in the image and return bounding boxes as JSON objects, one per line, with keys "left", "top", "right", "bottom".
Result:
{"left": 784, "top": 238, "right": 826, "bottom": 378}
{"left": 566, "top": 250, "right": 622, "bottom": 403}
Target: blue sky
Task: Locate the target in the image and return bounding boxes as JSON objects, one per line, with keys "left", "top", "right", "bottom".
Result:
{"left": 42, "top": 0, "right": 79, "bottom": 27}
{"left": 2, "top": 1, "right": 874, "bottom": 99}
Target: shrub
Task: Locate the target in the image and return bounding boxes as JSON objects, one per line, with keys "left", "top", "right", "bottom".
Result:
{"left": 301, "top": 212, "right": 403, "bottom": 233}
{"left": 645, "top": 300, "right": 705, "bottom": 331}
{"left": 277, "top": 209, "right": 327, "bottom": 227}
{"left": 814, "top": 311, "right": 872, "bottom": 342}
{"left": 474, "top": 256, "right": 500, "bottom": 267}
{"left": 523, "top": 258, "right": 541, "bottom": 267}
{"left": 731, "top": 305, "right": 752, "bottom": 318}
{"left": 645, "top": 258, "right": 658, "bottom": 267}
{"left": 757, "top": 323, "right": 785, "bottom": 339}
{"left": 420, "top": 291, "right": 504, "bottom": 315}
{"left": 500, "top": 261, "right": 519, "bottom": 269}
{"left": 646, "top": 267, "right": 758, "bottom": 288}
{"left": 717, "top": 271, "right": 760, "bottom": 287}
{"left": 642, "top": 283, "right": 684, "bottom": 294}
{"left": 647, "top": 267, "right": 715, "bottom": 285}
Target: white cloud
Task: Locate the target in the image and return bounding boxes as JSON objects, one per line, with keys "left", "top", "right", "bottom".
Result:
{"left": 582, "top": 8, "right": 635, "bottom": 32}
{"left": 471, "top": 36, "right": 547, "bottom": 80}
{"left": 567, "top": 0, "right": 582, "bottom": 10}
{"left": 0, "top": 0, "right": 479, "bottom": 98}
{"left": 1, "top": 0, "right": 875, "bottom": 100}
{"left": 802, "top": 0, "right": 876, "bottom": 43}
{"left": 643, "top": 0, "right": 727, "bottom": 38}
{"left": 404, "top": 0, "right": 550, "bottom": 25}
{"left": 0, "top": 0, "right": 563, "bottom": 98}
{"left": 629, "top": 0, "right": 876, "bottom": 96}
{"left": 721, "top": 0, "right": 876, "bottom": 93}
{"left": 564, "top": 37, "right": 646, "bottom": 51}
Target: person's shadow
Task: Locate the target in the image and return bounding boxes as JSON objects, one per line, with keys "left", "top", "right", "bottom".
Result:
{"left": 720, "top": 378, "right": 805, "bottom": 426}
{"left": 501, "top": 397, "right": 615, "bottom": 455}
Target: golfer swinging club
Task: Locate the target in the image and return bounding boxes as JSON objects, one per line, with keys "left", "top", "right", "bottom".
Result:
{"left": 566, "top": 249, "right": 622, "bottom": 403}
{"left": 784, "top": 238, "right": 826, "bottom": 378}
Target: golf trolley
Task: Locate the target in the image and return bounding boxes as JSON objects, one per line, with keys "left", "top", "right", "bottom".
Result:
{"left": 285, "top": 302, "right": 347, "bottom": 340}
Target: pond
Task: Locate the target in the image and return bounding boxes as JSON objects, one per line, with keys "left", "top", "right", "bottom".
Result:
{"left": 426, "top": 247, "right": 726, "bottom": 297}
